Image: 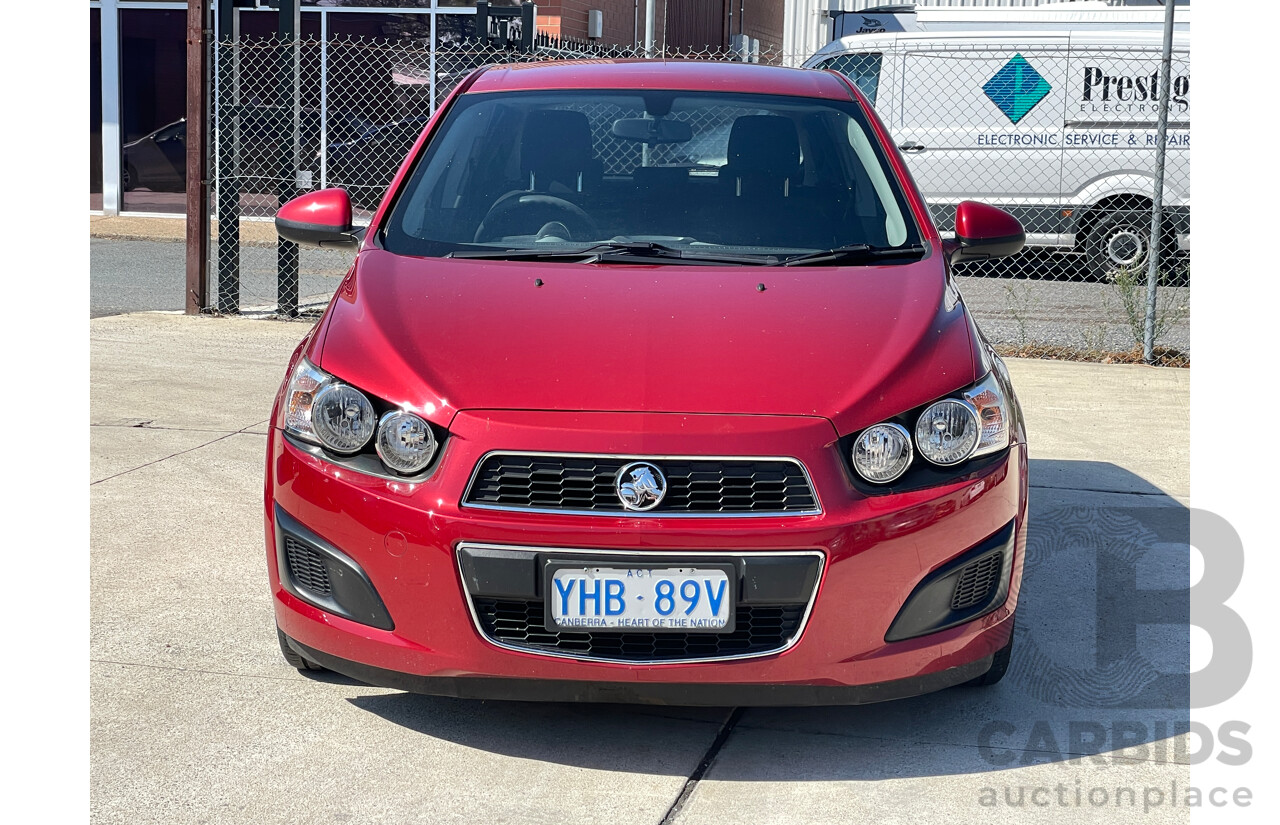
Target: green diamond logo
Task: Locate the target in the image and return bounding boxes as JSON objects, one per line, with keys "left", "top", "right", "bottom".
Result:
{"left": 983, "top": 54, "right": 1052, "bottom": 125}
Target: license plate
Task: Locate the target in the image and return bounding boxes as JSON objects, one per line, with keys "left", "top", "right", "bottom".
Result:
{"left": 545, "top": 564, "right": 735, "bottom": 633}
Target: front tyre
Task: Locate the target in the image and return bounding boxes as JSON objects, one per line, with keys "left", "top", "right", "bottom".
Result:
{"left": 277, "top": 626, "right": 325, "bottom": 672}
{"left": 965, "top": 626, "right": 1014, "bottom": 687}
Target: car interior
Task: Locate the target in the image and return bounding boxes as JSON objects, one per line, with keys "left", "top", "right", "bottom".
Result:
{"left": 390, "top": 92, "right": 906, "bottom": 254}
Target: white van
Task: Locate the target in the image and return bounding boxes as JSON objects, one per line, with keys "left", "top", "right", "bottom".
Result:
{"left": 803, "top": 27, "right": 1190, "bottom": 276}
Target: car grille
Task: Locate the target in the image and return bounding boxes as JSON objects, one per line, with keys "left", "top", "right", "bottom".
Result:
{"left": 463, "top": 454, "right": 819, "bottom": 515}
{"left": 950, "top": 551, "right": 1003, "bottom": 611}
{"left": 471, "top": 598, "right": 807, "bottom": 662}
{"left": 284, "top": 536, "right": 332, "bottom": 596}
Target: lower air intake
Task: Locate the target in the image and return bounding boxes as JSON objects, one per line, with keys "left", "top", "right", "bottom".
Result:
{"left": 285, "top": 536, "right": 332, "bottom": 596}
{"left": 950, "top": 551, "right": 1003, "bottom": 611}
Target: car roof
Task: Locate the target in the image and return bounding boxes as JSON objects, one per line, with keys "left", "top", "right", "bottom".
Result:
{"left": 466, "top": 59, "right": 856, "bottom": 101}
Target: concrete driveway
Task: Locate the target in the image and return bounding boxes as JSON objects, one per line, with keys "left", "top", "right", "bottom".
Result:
{"left": 91, "top": 313, "right": 1191, "bottom": 824}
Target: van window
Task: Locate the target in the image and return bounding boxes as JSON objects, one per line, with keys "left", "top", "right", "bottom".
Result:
{"left": 816, "top": 53, "right": 882, "bottom": 105}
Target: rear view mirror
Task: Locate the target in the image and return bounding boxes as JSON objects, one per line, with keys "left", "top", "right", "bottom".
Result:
{"left": 949, "top": 201, "right": 1025, "bottom": 263}
{"left": 275, "top": 188, "right": 364, "bottom": 249}
{"left": 611, "top": 117, "right": 693, "bottom": 144}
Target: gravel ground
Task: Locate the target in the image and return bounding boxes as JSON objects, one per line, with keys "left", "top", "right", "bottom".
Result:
{"left": 955, "top": 249, "right": 1191, "bottom": 357}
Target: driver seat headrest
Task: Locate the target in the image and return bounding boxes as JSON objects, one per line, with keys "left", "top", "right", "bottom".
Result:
{"left": 521, "top": 110, "right": 593, "bottom": 193}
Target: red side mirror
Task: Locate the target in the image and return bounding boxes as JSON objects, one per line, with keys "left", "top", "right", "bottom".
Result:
{"left": 951, "top": 201, "right": 1025, "bottom": 264}
{"left": 275, "top": 188, "right": 361, "bottom": 249}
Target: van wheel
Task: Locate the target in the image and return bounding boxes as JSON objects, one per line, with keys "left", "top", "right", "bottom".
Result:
{"left": 1084, "top": 208, "right": 1182, "bottom": 282}
{"left": 277, "top": 627, "right": 325, "bottom": 672}
{"left": 1084, "top": 210, "right": 1155, "bottom": 279}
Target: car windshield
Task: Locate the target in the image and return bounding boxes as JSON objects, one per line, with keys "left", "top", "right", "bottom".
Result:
{"left": 382, "top": 88, "right": 922, "bottom": 263}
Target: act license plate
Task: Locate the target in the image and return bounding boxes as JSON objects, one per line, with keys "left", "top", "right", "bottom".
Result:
{"left": 546, "top": 565, "right": 735, "bottom": 633}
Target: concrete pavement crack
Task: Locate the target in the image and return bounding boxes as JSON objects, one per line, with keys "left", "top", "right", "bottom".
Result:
{"left": 658, "top": 707, "right": 743, "bottom": 825}
{"left": 90, "top": 424, "right": 268, "bottom": 486}
{"left": 90, "top": 423, "right": 249, "bottom": 433}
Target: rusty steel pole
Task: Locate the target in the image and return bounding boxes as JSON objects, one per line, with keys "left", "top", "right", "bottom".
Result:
{"left": 185, "top": 1, "right": 210, "bottom": 314}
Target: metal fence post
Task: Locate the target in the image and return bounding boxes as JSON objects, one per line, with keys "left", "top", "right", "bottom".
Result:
{"left": 429, "top": 12, "right": 437, "bottom": 113}
{"left": 645, "top": 0, "right": 655, "bottom": 58}
{"left": 319, "top": 11, "right": 328, "bottom": 190}
{"left": 1143, "top": 0, "right": 1178, "bottom": 363}
{"left": 101, "top": 0, "right": 121, "bottom": 216}
{"left": 185, "top": 1, "right": 210, "bottom": 314}
{"left": 521, "top": 3, "right": 536, "bottom": 53}
{"left": 216, "top": 0, "right": 241, "bottom": 314}
{"left": 277, "top": 0, "right": 301, "bottom": 318}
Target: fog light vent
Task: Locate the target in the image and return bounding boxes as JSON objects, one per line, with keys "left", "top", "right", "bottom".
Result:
{"left": 285, "top": 536, "right": 332, "bottom": 596}
{"left": 950, "top": 552, "right": 1002, "bottom": 611}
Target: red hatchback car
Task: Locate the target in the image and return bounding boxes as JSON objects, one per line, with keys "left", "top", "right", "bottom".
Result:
{"left": 267, "top": 60, "right": 1029, "bottom": 705}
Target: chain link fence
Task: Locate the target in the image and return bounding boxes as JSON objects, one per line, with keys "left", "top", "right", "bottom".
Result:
{"left": 210, "top": 34, "right": 1189, "bottom": 366}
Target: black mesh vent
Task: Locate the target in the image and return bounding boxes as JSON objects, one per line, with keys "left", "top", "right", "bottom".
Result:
{"left": 472, "top": 599, "right": 806, "bottom": 661}
{"left": 285, "top": 536, "right": 332, "bottom": 596}
{"left": 465, "top": 455, "right": 818, "bottom": 514}
{"left": 950, "top": 552, "right": 1003, "bottom": 611}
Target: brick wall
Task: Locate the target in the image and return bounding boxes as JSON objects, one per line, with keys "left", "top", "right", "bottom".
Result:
{"left": 541, "top": 0, "right": 661, "bottom": 46}
{"left": 740, "top": 0, "right": 785, "bottom": 52}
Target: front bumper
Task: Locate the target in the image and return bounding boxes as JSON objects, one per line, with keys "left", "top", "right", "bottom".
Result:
{"left": 286, "top": 635, "right": 994, "bottom": 706}
{"left": 267, "top": 409, "right": 1027, "bottom": 704}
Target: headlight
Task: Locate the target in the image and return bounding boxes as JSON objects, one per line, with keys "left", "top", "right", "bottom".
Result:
{"left": 913, "top": 371, "right": 1011, "bottom": 466}
{"left": 376, "top": 410, "right": 438, "bottom": 475}
{"left": 914, "top": 398, "right": 980, "bottom": 466}
{"left": 960, "top": 371, "right": 1010, "bottom": 458}
{"left": 852, "top": 422, "right": 913, "bottom": 483}
{"left": 283, "top": 358, "right": 333, "bottom": 445}
{"left": 848, "top": 370, "right": 1012, "bottom": 487}
{"left": 282, "top": 357, "right": 445, "bottom": 478}
{"left": 284, "top": 358, "right": 376, "bottom": 454}
{"left": 311, "top": 384, "right": 377, "bottom": 454}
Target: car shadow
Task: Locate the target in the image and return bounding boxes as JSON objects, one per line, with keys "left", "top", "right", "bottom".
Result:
{"left": 345, "top": 459, "right": 1190, "bottom": 781}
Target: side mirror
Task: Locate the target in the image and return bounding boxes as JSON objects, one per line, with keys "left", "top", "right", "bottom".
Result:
{"left": 275, "top": 188, "right": 364, "bottom": 249}
{"left": 948, "top": 201, "right": 1025, "bottom": 264}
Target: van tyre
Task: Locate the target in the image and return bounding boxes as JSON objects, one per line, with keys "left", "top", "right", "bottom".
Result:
{"left": 277, "top": 627, "right": 325, "bottom": 672}
{"left": 1084, "top": 209, "right": 1173, "bottom": 281}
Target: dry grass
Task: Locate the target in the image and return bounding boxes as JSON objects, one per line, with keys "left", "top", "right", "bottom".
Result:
{"left": 995, "top": 343, "right": 1190, "bottom": 369}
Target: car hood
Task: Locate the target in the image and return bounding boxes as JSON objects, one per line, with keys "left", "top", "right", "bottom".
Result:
{"left": 314, "top": 248, "right": 981, "bottom": 435}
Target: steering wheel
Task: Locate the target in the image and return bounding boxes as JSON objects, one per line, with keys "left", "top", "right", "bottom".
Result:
{"left": 474, "top": 192, "right": 599, "bottom": 243}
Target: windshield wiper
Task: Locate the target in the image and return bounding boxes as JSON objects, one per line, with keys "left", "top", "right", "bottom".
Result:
{"left": 447, "top": 241, "right": 773, "bottom": 265}
{"left": 592, "top": 241, "right": 773, "bottom": 265}
{"left": 774, "top": 243, "right": 928, "bottom": 267}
